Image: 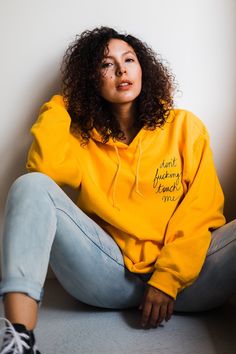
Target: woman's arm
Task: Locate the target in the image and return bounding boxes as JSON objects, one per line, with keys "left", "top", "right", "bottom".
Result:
{"left": 26, "top": 95, "right": 82, "bottom": 188}
{"left": 140, "top": 118, "right": 225, "bottom": 327}
{"left": 147, "top": 120, "right": 225, "bottom": 299}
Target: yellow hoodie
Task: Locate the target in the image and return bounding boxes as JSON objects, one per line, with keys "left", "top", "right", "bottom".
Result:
{"left": 26, "top": 95, "right": 226, "bottom": 299}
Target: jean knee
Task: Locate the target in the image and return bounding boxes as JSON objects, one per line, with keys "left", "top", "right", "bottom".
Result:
{"left": 8, "top": 172, "right": 56, "bottom": 197}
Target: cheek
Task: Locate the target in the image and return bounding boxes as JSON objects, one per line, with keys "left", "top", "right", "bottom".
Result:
{"left": 138, "top": 67, "right": 142, "bottom": 81}
{"left": 103, "top": 74, "right": 114, "bottom": 92}
{"left": 133, "top": 65, "right": 142, "bottom": 84}
{"left": 138, "top": 71, "right": 142, "bottom": 89}
{"left": 100, "top": 78, "right": 115, "bottom": 99}
{"left": 101, "top": 75, "right": 114, "bottom": 86}
{"left": 135, "top": 69, "right": 142, "bottom": 88}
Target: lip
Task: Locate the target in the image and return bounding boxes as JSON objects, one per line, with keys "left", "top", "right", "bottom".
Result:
{"left": 116, "top": 80, "right": 133, "bottom": 90}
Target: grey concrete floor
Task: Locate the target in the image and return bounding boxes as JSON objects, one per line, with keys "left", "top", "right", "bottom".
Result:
{"left": 1, "top": 279, "right": 236, "bottom": 354}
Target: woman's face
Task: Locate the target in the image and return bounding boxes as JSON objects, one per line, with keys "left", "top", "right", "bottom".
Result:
{"left": 99, "top": 39, "right": 142, "bottom": 105}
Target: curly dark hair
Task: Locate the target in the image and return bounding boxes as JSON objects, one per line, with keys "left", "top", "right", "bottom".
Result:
{"left": 61, "top": 26, "right": 176, "bottom": 145}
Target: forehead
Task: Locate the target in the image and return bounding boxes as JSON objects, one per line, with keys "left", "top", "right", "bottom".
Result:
{"left": 104, "top": 39, "right": 136, "bottom": 57}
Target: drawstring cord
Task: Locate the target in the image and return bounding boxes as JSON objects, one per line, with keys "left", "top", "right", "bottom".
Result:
{"left": 135, "top": 138, "right": 144, "bottom": 197}
{"left": 111, "top": 139, "right": 144, "bottom": 209}
{"left": 112, "top": 146, "right": 121, "bottom": 209}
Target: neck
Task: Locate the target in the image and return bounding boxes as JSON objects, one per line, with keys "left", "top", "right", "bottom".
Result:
{"left": 109, "top": 102, "right": 141, "bottom": 144}
{"left": 110, "top": 102, "right": 136, "bottom": 133}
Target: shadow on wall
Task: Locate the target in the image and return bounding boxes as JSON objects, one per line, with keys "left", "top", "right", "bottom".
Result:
{"left": 0, "top": 78, "right": 58, "bottom": 218}
{"left": 1, "top": 75, "right": 78, "bottom": 209}
{"left": 0, "top": 77, "right": 76, "bottom": 228}
{"left": 222, "top": 143, "right": 236, "bottom": 223}
{"left": 0, "top": 76, "right": 77, "bottom": 278}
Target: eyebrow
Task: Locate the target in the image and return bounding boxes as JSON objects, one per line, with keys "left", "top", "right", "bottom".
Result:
{"left": 104, "top": 50, "right": 136, "bottom": 59}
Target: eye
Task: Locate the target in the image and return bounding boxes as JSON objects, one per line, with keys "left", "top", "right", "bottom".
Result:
{"left": 125, "top": 58, "right": 135, "bottom": 63}
{"left": 101, "top": 62, "right": 113, "bottom": 68}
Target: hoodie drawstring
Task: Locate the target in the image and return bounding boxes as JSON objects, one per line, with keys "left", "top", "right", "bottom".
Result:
{"left": 112, "top": 146, "right": 121, "bottom": 209}
{"left": 135, "top": 139, "right": 144, "bottom": 197}
{"left": 111, "top": 139, "right": 144, "bottom": 208}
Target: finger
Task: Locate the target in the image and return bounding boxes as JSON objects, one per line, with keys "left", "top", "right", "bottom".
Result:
{"left": 165, "top": 301, "right": 174, "bottom": 322}
{"left": 157, "top": 303, "right": 167, "bottom": 326}
{"left": 141, "top": 301, "right": 152, "bottom": 327}
{"left": 139, "top": 288, "right": 148, "bottom": 310}
{"left": 149, "top": 304, "right": 161, "bottom": 328}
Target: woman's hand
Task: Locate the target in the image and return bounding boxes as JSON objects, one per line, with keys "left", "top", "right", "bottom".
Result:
{"left": 139, "top": 284, "right": 174, "bottom": 328}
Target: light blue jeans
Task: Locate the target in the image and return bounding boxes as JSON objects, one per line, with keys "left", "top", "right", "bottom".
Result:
{"left": 0, "top": 172, "right": 236, "bottom": 311}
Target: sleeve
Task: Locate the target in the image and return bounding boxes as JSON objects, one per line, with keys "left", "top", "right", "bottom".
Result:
{"left": 26, "top": 95, "right": 82, "bottom": 189}
{"left": 147, "top": 120, "right": 226, "bottom": 300}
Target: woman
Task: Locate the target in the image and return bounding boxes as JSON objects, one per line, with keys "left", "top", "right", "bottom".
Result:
{"left": 0, "top": 26, "right": 235, "bottom": 354}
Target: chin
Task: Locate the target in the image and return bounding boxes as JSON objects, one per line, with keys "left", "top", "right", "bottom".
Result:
{"left": 112, "top": 93, "right": 140, "bottom": 104}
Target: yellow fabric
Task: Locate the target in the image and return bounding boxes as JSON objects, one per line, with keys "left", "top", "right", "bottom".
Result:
{"left": 26, "top": 94, "right": 226, "bottom": 299}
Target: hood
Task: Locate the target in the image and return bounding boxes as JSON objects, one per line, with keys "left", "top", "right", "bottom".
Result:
{"left": 91, "top": 127, "right": 156, "bottom": 210}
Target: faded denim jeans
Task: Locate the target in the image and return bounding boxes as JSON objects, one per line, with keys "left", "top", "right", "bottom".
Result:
{"left": 0, "top": 172, "right": 236, "bottom": 311}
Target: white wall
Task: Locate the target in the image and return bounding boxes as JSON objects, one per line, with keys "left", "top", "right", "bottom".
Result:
{"left": 0, "top": 0, "right": 235, "bottom": 233}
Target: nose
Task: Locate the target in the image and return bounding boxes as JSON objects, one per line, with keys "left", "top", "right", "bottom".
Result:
{"left": 116, "top": 65, "right": 127, "bottom": 76}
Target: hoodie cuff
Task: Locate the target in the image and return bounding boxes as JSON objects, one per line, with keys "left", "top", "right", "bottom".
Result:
{"left": 147, "top": 269, "right": 182, "bottom": 300}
